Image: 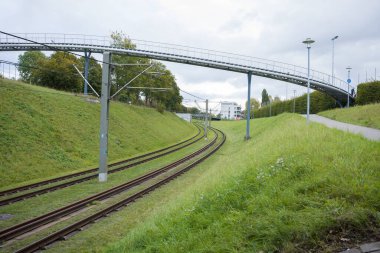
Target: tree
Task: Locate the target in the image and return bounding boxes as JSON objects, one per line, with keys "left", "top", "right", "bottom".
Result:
{"left": 253, "top": 91, "right": 337, "bottom": 118}
{"left": 356, "top": 81, "right": 380, "bottom": 105}
{"left": 245, "top": 98, "right": 260, "bottom": 111}
{"left": 273, "top": 96, "right": 281, "bottom": 103}
{"left": 18, "top": 51, "right": 47, "bottom": 83}
{"left": 36, "top": 52, "right": 82, "bottom": 92}
{"left": 261, "top": 89, "right": 270, "bottom": 106}
{"left": 109, "top": 31, "right": 183, "bottom": 111}
{"left": 110, "top": 31, "right": 151, "bottom": 104}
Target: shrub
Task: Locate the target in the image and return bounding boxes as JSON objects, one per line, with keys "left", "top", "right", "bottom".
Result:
{"left": 356, "top": 81, "right": 380, "bottom": 105}
{"left": 253, "top": 91, "right": 338, "bottom": 118}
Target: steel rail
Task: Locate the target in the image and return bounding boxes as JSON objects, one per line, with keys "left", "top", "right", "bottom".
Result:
{"left": 0, "top": 125, "right": 201, "bottom": 198}
{"left": 0, "top": 127, "right": 218, "bottom": 243}
{"left": 14, "top": 127, "right": 225, "bottom": 253}
{"left": 0, "top": 125, "right": 204, "bottom": 206}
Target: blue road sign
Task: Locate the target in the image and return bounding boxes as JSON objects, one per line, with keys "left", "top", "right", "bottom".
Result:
{"left": 347, "top": 79, "right": 351, "bottom": 84}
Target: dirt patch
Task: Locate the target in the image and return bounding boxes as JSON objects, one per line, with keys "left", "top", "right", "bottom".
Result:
{"left": 286, "top": 214, "right": 380, "bottom": 252}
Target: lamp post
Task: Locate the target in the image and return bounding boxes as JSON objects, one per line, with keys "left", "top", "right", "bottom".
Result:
{"left": 331, "top": 36, "right": 338, "bottom": 86}
{"left": 302, "top": 38, "right": 315, "bottom": 124}
{"left": 346, "top": 66, "right": 352, "bottom": 108}
{"left": 269, "top": 98, "right": 272, "bottom": 117}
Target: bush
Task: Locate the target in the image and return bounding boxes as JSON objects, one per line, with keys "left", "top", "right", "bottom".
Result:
{"left": 253, "top": 91, "right": 338, "bottom": 118}
{"left": 356, "top": 81, "right": 380, "bottom": 105}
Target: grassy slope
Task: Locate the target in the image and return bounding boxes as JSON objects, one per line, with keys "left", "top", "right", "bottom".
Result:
{"left": 0, "top": 79, "right": 196, "bottom": 187}
{"left": 103, "top": 114, "right": 380, "bottom": 253}
{"left": 318, "top": 103, "right": 380, "bottom": 129}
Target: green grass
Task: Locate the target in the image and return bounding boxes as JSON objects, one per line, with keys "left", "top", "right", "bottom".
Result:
{"left": 0, "top": 131, "right": 217, "bottom": 253}
{"left": 95, "top": 114, "right": 378, "bottom": 253}
{"left": 1, "top": 80, "right": 379, "bottom": 252}
{"left": 7, "top": 113, "right": 375, "bottom": 252}
{"left": 0, "top": 79, "right": 196, "bottom": 187}
{"left": 318, "top": 103, "right": 380, "bottom": 129}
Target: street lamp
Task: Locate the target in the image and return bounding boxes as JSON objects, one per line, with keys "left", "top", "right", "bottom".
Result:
{"left": 346, "top": 66, "right": 352, "bottom": 108}
{"left": 331, "top": 35, "right": 338, "bottom": 86}
{"left": 302, "top": 38, "right": 315, "bottom": 124}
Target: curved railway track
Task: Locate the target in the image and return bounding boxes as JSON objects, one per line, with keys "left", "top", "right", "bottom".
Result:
{"left": 3, "top": 127, "right": 225, "bottom": 253}
{"left": 0, "top": 125, "right": 205, "bottom": 206}
{"left": 0, "top": 126, "right": 218, "bottom": 244}
{"left": 0, "top": 125, "right": 202, "bottom": 198}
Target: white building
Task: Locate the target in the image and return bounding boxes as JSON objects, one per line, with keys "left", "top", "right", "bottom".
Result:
{"left": 220, "top": 102, "right": 242, "bottom": 120}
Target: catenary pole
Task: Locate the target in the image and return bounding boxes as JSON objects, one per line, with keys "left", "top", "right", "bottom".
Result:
{"left": 98, "top": 52, "right": 111, "bottom": 182}
{"left": 204, "top": 99, "right": 209, "bottom": 139}
{"left": 245, "top": 71, "right": 252, "bottom": 140}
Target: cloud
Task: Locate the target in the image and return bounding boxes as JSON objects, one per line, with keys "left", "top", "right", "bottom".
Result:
{"left": 1, "top": 0, "right": 379, "bottom": 110}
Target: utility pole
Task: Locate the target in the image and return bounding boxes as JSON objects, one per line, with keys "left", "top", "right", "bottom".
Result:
{"left": 209, "top": 108, "right": 212, "bottom": 128}
{"left": 99, "top": 52, "right": 112, "bottom": 182}
{"left": 331, "top": 36, "right": 338, "bottom": 86}
{"left": 302, "top": 38, "right": 315, "bottom": 124}
{"left": 346, "top": 66, "right": 352, "bottom": 108}
{"left": 269, "top": 99, "right": 272, "bottom": 117}
{"left": 293, "top": 90, "right": 296, "bottom": 113}
{"left": 204, "top": 99, "right": 208, "bottom": 139}
{"left": 245, "top": 72, "right": 252, "bottom": 140}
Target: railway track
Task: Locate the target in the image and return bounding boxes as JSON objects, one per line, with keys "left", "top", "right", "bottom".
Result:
{"left": 0, "top": 126, "right": 217, "bottom": 244}
{"left": 0, "top": 125, "right": 205, "bottom": 206}
{"left": 0, "top": 125, "right": 202, "bottom": 198}
{"left": 5, "top": 127, "right": 225, "bottom": 253}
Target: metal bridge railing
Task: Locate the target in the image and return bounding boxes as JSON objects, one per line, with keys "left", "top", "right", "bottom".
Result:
{"left": 0, "top": 33, "right": 353, "bottom": 93}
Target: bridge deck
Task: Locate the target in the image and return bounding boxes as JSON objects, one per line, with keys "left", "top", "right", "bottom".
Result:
{"left": 0, "top": 33, "right": 354, "bottom": 102}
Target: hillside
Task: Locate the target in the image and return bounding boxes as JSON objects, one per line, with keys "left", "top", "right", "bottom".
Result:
{"left": 95, "top": 114, "right": 379, "bottom": 253}
{"left": 26, "top": 113, "right": 379, "bottom": 252}
{"left": 0, "top": 79, "right": 196, "bottom": 187}
{"left": 318, "top": 103, "right": 380, "bottom": 129}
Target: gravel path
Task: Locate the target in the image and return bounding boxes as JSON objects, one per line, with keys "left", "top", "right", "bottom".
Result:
{"left": 304, "top": 114, "right": 380, "bottom": 141}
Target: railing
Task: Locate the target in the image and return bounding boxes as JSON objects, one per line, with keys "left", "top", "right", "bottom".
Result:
{"left": 0, "top": 61, "right": 19, "bottom": 80}
{"left": 0, "top": 33, "right": 353, "bottom": 93}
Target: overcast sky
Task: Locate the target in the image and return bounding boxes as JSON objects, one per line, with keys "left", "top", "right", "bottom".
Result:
{"left": 1, "top": 0, "right": 379, "bottom": 111}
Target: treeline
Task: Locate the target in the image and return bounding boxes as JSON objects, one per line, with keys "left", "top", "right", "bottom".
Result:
{"left": 249, "top": 81, "right": 380, "bottom": 119}
{"left": 17, "top": 32, "right": 183, "bottom": 112}
{"left": 356, "top": 81, "right": 380, "bottom": 105}
{"left": 18, "top": 51, "right": 102, "bottom": 93}
{"left": 252, "top": 91, "right": 339, "bottom": 118}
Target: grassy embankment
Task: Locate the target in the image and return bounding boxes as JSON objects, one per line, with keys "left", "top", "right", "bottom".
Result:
{"left": 1, "top": 79, "right": 379, "bottom": 252}
{"left": 102, "top": 114, "right": 379, "bottom": 253}
{"left": 0, "top": 79, "right": 197, "bottom": 187}
{"left": 318, "top": 103, "right": 380, "bottom": 129}
{"left": 24, "top": 113, "right": 377, "bottom": 252}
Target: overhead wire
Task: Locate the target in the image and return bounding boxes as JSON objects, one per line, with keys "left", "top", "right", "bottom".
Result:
{"left": 178, "top": 88, "right": 206, "bottom": 101}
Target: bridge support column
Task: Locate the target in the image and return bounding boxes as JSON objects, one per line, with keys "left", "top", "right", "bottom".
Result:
{"left": 245, "top": 72, "right": 252, "bottom": 140}
{"left": 84, "top": 51, "right": 91, "bottom": 96}
{"left": 99, "top": 52, "right": 112, "bottom": 182}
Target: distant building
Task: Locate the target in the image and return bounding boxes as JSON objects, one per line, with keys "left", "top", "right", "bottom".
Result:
{"left": 220, "top": 101, "right": 242, "bottom": 120}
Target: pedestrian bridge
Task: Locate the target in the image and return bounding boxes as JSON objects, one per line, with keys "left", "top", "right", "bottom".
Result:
{"left": 0, "top": 33, "right": 353, "bottom": 103}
